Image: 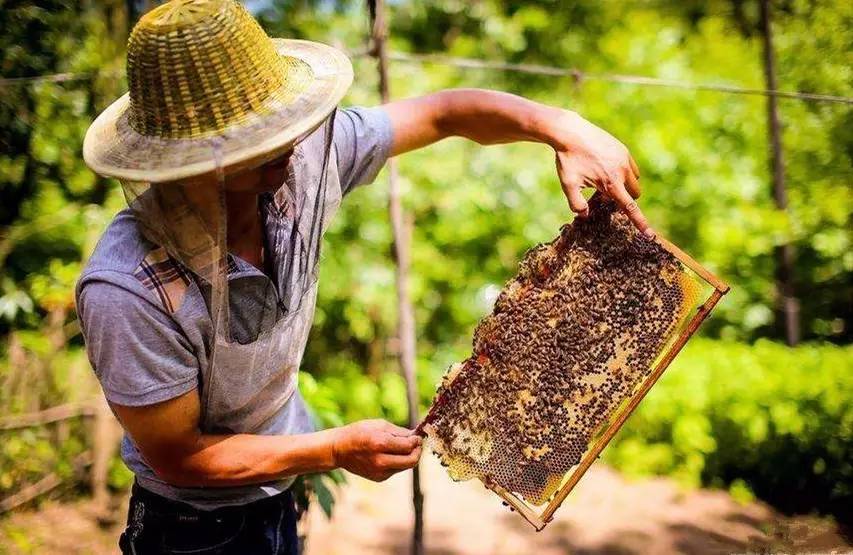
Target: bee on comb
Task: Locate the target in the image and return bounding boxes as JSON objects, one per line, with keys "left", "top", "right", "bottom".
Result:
{"left": 418, "top": 194, "right": 729, "bottom": 530}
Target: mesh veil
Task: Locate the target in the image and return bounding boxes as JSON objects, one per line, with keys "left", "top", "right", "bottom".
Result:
{"left": 119, "top": 111, "right": 339, "bottom": 432}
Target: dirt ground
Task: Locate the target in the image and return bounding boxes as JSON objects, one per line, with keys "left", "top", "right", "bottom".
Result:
{"left": 1, "top": 457, "right": 850, "bottom": 554}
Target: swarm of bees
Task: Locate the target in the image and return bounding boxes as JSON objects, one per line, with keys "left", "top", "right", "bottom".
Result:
{"left": 421, "top": 195, "right": 701, "bottom": 506}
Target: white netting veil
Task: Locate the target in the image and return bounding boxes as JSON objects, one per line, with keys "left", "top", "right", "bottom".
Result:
{"left": 119, "top": 111, "right": 340, "bottom": 432}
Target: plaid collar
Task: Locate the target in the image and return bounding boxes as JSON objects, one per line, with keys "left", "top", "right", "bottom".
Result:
{"left": 133, "top": 247, "right": 194, "bottom": 314}
{"left": 134, "top": 193, "right": 286, "bottom": 314}
{"left": 134, "top": 248, "right": 265, "bottom": 314}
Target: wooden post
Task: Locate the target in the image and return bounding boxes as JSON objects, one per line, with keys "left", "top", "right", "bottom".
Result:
{"left": 367, "top": 2, "right": 424, "bottom": 554}
{"left": 760, "top": 0, "right": 799, "bottom": 346}
{"left": 91, "top": 397, "right": 120, "bottom": 517}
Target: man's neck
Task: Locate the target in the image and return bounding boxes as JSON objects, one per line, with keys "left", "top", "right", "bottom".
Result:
{"left": 225, "top": 189, "right": 265, "bottom": 270}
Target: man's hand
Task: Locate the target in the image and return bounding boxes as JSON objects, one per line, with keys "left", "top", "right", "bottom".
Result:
{"left": 110, "top": 393, "right": 421, "bottom": 488}
{"left": 550, "top": 110, "right": 651, "bottom": 236}
{"left": 331, "top": 419, "right": 422, "bottom": 482}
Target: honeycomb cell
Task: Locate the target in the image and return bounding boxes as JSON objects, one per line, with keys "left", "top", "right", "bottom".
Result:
{"left": 421, "top": 195, "right": 702, "bottom": 507}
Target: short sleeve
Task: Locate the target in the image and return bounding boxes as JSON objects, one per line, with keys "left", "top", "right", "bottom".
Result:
{"left": 77, "top": 272, "right": 199, "bottom": 407}
{"left": 333, "top": 106, "right": 394, "bottom": 195}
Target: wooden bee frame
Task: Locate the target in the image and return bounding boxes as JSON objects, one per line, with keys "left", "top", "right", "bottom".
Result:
{"left": 421, "top": 233, "right": 730, "bottom": 531}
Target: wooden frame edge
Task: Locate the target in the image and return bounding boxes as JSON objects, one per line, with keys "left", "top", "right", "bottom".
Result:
{"left": 484, "top": 479, "right": 547, "bottom": 531}
{"left": 655, "top": 235, "right": 730, "bottom": 293}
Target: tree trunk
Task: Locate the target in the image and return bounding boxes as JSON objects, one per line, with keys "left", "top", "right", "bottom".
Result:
{"left": 760, "top": 0, "right": 799, "bottom": 345}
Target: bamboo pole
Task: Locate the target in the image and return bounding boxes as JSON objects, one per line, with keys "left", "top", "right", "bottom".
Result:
{"left": 367, "top": 2, "right": 424, "bottom": 554}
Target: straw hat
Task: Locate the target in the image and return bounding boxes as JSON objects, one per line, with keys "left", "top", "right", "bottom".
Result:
{"left": 83, "top": 0, "right": 353, "bottom": 183}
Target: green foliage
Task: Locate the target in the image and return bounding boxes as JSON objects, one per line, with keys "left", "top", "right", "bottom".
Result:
{"left": 291, "top": 470, "right": 347, "bottom": 519}
{"left": 605, "top": 339, "right": 853, "bottom": 518}
{"left": 381, "top": 0, "right": 852, "bottom": 344}
{"left": 108, "top": 455, "right": 135, "bottom": 491}
{"left": 0, "top": 341, "right": 98, "bottom": 496}
{"left": 0, "top": 0, "right": 126, "bottom": 333}
{"left": 0, "top": 423, "right": 88, "bottom": 493}
{"left": 0, "top": 0, "right": 129, "bottom": 505}
{"left": 300, "top": 370, "right": 410, "bottom": 427}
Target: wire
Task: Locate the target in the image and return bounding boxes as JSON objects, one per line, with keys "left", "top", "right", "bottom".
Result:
{"left": 0, "top": 69, "right": 122, "bottom": 89}
{"left": 381, "top": 51, "right": 853, "bottom": 106}
{"left": 3, "top": 51, "right": 852, "bottom": 106}
{"left": 0, "top": 72, "right": 95, "bottom": 87}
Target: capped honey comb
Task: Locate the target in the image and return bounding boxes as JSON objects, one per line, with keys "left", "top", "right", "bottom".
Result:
{"left": 420, "top": 194, "right": 727, "bottom": 528}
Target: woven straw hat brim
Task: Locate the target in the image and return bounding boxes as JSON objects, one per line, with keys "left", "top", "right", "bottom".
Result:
{"left": 83, "top": 39, "right": 353, "bottom": 183}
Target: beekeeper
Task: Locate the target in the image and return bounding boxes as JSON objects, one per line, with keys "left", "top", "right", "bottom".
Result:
{"left": 77, "top": 1, "right": 646, "bottom": 553}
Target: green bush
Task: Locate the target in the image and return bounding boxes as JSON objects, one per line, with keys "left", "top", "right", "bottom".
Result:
{"left": 300, "top": 369, "right": 411, "bottom": 429}
{"left": 605, "top": 339, "right": 853, "bottom": 519}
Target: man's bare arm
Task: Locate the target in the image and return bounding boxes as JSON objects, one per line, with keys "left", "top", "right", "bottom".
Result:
{"left": 110, "top": 389, "right": 421, "bottom": 488}
{"left": 382, "top": 88, "right": 651, "bottom": 235}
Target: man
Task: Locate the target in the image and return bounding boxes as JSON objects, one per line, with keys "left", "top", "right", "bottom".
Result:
{"left": 78, "top": 1, "right": 649, "bottom": 553}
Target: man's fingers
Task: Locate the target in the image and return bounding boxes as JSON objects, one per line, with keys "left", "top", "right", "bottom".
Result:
{"left": 380, "top": 432, "right": 422, "bottom": 454}
{"left": 629, "top": 155, "right": 641, "bottom": 179}
{"left": 556, "top": 160, "right": 589, "bottom": 217}
{"left": 377, "top": 447, "right": 422, "bottom": 471}
{"left": 382, "top": 422, "right": 415, "bottom": 437}
{"left": 564, "top": 181, "right": 589, "bottom": 217}
{"left": 609, "top": 180, "right": 653, "bottom": 237}
{"left": 625, "top": 168, "right": 641, "bottom": 199}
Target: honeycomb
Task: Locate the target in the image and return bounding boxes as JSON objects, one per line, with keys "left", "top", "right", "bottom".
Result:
{"left": 421, "top": 195, "right": 702, "bottom": 506}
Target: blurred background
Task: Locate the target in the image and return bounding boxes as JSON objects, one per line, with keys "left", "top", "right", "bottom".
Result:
{"left": 0, "top": 0, "right": 850, "bottom": 553}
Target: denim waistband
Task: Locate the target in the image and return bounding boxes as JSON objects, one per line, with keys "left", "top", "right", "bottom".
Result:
{"left": 131, "top": 481, "right": 293, "bottom": 519}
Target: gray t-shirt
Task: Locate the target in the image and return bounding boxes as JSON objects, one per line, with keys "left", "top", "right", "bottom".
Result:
{"left": 76, "top": 107, "right": 393, "bottom": 509}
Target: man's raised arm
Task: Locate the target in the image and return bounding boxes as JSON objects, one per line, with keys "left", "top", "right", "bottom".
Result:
{"left": 382, "top": 88, "right": 652, "bottom": 236}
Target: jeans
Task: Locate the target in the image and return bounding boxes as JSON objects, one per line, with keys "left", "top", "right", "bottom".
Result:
{"left": 119, "top": 483, "right": 299, "bottom": 554}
